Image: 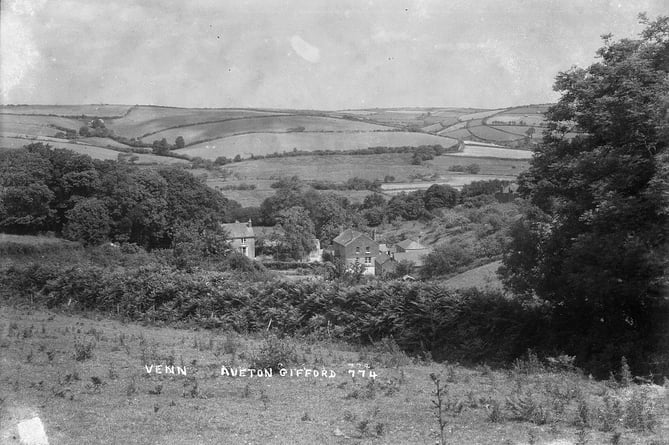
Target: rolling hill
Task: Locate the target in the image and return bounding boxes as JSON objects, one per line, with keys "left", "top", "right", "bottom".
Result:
{"left": 0, "top": 103, "right": 552, "bottom": 164}
{"left": 0, "top": 104, "right": 550, "bottom": 203}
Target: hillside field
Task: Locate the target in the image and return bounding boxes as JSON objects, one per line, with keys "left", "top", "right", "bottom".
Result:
{"left": 219, "top": 153, "right": 526, "bottom": 183}
{"left": 178, "top": 132, "right": 458, "bottom": 160}
{"left": 142, "top": 115, "right": 392, "bottom": 145}
{"left": 106, "top": 107, "right": 285, "bottom": 138}
{"left": 202, "top": 153, "right": 527, "bottom": 206}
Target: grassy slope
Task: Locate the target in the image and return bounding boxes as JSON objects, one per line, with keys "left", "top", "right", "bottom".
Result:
{"left": 0, "top": 305, "right": 666, "bottom": 445}
{"left": 142, "top": 115, "right": 391, "bottom": 144}
{"left": 106, "top": 107, "right": 283, "bottom": 138}
{"left": 441, "top": 260, "right": 504, "bottom": 291}
{"left": 177, "top": 132, "right": 458, "bottom": 160}
{"left": 220, "top": 154, "right": 526, "bottom": 182}
{"left": 205, "top": 153, "right": 526, "bottom": 206}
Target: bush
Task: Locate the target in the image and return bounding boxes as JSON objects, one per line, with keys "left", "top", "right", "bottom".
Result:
{"left": 250, "top": 334, "right": 299, "bottom": 371}
{"left": 261, "top": 261, "right": 313, "bottom": 270}
{"left": 421, "top": 243, "right": 475, "bottom": 278}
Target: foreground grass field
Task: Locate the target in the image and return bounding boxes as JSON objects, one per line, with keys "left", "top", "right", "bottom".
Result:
{"left": 0, "top": 305, "right": 666, "bottom": 445}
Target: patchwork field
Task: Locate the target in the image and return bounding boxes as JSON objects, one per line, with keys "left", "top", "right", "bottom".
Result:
{"left": 201, "top": 153, "right": 527, "bottom": 206}
{"left": 0, "top": 104, "right": 552, "bottom": 172}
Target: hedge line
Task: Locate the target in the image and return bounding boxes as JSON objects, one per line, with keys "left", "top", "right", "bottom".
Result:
{"left": 1, "top": 262, "right": 550, "bottom": 366}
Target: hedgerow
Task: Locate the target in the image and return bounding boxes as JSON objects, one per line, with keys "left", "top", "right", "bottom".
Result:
{"left": 1, "top": 262, "right": 548, "bottom": 366}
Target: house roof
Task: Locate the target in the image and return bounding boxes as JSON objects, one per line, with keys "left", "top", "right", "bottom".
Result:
{"left": 378, "top": 243, "right": 396, "bottom": 253}
{"left": 396, "top": 239, "right": 427, "bottom": 251}
{"left": 333, "top": 229, "right": 372, "bottom": 246}
{"left": 221, "top": 221, "right": 254, "bottom": 238}
{"left": 375, "top": 252, "right": 394, "bottom": 266}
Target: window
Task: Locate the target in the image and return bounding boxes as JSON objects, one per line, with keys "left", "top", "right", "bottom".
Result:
{"left": 355, "top": 247, "right": 360, "bottom": 254}
{"left": 241, "top": 237, "right": 247, "bottom": 245}
{"left": 365, "top": 246, "right": 370, "bottom": 253}
{"left": 364, "top": 257, "right": 372, "bottom": 265}
{"left": 242, "top": 246, "right": 248, "bottom": 256}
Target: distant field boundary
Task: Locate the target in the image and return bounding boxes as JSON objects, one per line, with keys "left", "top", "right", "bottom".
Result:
{"left": 0, "top": 104, "right": 136, "bottom": 120}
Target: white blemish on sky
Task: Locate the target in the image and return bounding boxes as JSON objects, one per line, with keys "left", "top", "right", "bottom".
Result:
{"left": 290, "top": 35, "right": 320, "bottom": 63}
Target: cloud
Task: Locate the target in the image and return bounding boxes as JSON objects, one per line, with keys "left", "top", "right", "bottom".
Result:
{"left": 290, "top": 35, "right": 320, "bottom": 63}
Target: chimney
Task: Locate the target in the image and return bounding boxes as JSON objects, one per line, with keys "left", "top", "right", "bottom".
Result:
{"left": 247, "top": 219, "right": 252, "bottom": 228}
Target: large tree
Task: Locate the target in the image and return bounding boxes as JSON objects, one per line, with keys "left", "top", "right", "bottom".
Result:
{"left": 500, "top": 15, "right": 669, "bottom": 375}
{"left": 274, "top": 206, "right": 316, "bottom": 260}
{"left": 62, "top": 197, "right": 111, "bottom": 245}
{"left": 0, "top": 149, "right": 54, "bottom": 233}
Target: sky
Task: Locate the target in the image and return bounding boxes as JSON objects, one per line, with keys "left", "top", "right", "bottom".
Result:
{"left": 1, "top": 0, "right": 666, "bottom": 110}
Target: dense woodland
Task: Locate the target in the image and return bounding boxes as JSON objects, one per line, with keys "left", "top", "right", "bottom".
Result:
{"left": 1, "top": 16, "right": 668, "bottom": 379}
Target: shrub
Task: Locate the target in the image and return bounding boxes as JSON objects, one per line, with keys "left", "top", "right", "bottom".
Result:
{"left": 623, "top": 386, "right": 657, "bottom": 431}
{"left": 249, "top": 334, "right": 299, "bottom": 372}
{"left": 73, "top": 338, "right": 95, "bottom": 361}
{"left": 421, "top": 242, "right": 474, "bottom": 278}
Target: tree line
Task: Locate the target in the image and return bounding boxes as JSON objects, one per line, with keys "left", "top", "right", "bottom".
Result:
{"left": 0, "top": 143, "right": 235, "bottom": 250}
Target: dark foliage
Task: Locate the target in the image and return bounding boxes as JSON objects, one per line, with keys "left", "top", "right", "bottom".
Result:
{"left": 500, "top": 16, "right": 669, "bottom": 377}
{"left": 0, "top": 144, "right": 236, "bottom": 250}
{"left": 1, "top": 261, "right": 549, "bottom": 366}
